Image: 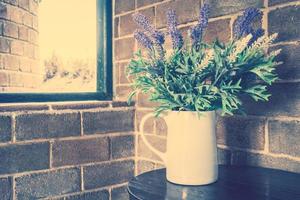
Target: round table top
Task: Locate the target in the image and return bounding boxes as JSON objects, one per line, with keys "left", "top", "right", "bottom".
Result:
{"left": 128, "top": 165, "right": 300, "bottom": 200}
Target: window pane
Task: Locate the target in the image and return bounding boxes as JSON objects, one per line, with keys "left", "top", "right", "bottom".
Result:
{"left": 0, "top": 0, "right": 97, "bottom": 93}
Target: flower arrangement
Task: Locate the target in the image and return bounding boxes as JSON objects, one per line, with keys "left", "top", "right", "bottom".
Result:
{"left": 127, "top": 5, "right": 281, "bottom": 116}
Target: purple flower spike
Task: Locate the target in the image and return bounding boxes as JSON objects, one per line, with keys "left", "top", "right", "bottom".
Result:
{"left": 234, "top": 7, "right": 263, "bottom": 39}
{"left": 134, "top": 30, "right": 153, "bottom": 50}
{"left": 190, "top": 4, "right": 210, "bottom": 46}
{"left": 167, "top": 9, "right": 183, "bottom": 49}
{"left": 132, "top": 13, "right": 165, "bottom": 45}
{"left": 199, "top": 4, "right": 210, "bottom": 28}
{"left": 248, "top": 28, "right": 265, "bottom": 45}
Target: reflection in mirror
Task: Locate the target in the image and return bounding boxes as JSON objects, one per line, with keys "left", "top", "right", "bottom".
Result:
{"left": 0, "top": 0, "right": 97, "bottom": 93}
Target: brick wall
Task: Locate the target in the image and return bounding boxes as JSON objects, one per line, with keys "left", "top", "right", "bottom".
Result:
{"left": 0, "top": 0, "right": 299, "bottom": 199}
{"left": 0, "top": 0, "right": 41, "bottom": 92}
{"left": 113, "top": 0, "right": 300, "bottom": 175}
{"left": 0, "top": 101, "right": 135, "bottom": 200}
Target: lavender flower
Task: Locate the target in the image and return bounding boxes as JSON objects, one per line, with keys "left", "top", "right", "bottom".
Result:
{"left": 198, "top": 4, "right": 209, "bottom": 28}
{"left": 234, "top": 7, "right": 263, "bottom": 39}
{"left": 166, "top": 9, "right": 183, "bottom": 49}
{"left": 190, "top": 4, "right": 210, "bottom": 46}
{"left": 248, "top": 28, "right": 265, "bottom": 46}
{"left": 134, "top": 30, "right": 153, "bottom": 50}
{"left": 132, "top": 13, "right": 165, "bottom": 45}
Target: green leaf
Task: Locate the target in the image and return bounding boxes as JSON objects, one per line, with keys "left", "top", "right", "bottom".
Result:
{"left": 127, "top": 90, "right": 137, "bottom": 105}
{"left": 244, "top": 85, "right": 271, "bottom": 101}
{"left": 249, "top": 62, "right": 278, "bottom": 85}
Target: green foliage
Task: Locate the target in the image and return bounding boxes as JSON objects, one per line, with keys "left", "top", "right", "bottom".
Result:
{"left": 127, "top": 37, "right": 280, "bottom": 116}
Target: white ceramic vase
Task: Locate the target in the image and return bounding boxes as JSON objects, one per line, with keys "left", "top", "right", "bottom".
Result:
{"left": 140, "top": 111, "right": 218, "bottom": 185}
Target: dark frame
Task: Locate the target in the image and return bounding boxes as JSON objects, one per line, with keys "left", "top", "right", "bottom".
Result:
{"left": 0, "top": 0, "right": 113, "bottom": 103}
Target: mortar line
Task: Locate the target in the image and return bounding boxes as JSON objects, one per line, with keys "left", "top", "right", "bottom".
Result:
{"left": 114, "top": 0, "right": 173, "bottom": 18}
{"left": 0, "top": 158, "right": 135, "bottom": 179}
{"left": 12, "top": 176, "right": 16, "bottom": 200}
{"left": 268, "top": 1, "right": 300, "bottom": 11}
{"left": 0, "top": 132, "right": 135, "bottom": 147}
{"left": 134, "top": 110, "right": 139, "bottom": 176}
{"left": 230, "top": 14, "right": 238, "bottom": 40}
{"left": 80, "top": 111, "right": 84, "bottom": 136}
{"left": 264, "top": 0, "right": 268, "bottom": 8}
{"left": 11, "top": 114, "right": 16, "bottom": 143}
{"left": 109, "top": 187, "right": 112, "bottom": 200}
{"left": 0, "top": 106, "right": 134, "bottom": 116}
{"left": 136, "top": 156, "right": 164, "bottom": 165}
{"left": 49, "top": 140, "right": 53, "bottom": 169}
{"left": 217, "top": 145, "right": 300, "bottom": 161}
{"left": 40, "top": 183, "right": 127, "bottom": 200}
{"left": 270, "top": 40, "right": 300, "bottom": 46}
{"left": 264, "top": 119, "right": 270, "bottom": 153}
{"left": 80, "top": 166, "right": 84, "bottom": 191}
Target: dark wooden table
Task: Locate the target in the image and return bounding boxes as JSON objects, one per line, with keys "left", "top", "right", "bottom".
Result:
{"left": 128, "top": 165, "right": 300, "bottom": 200}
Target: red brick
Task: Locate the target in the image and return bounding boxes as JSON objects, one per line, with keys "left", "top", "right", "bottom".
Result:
{"left": 136, "top": 110, "right": 155, "bottom": 133}
{"left": 83, "top": 110, "right": 134, "bottom": 135}
{"left": 217, "top": 115, "right": 266, "bottom": 150}
{"left": 0, "top": 177, "right": 12, "bottom": 200}
{"left": 242, "top": 83, "right": 300, "bottom": 117}
{"left": 137, "top": 159, "right": 156, "bottom": 175}
{"left": 8, "top": 72, "right": 22, "bottom": 87}
{"left": 114, "top": 17, "right": 119, "bottom": 38}
{"left": 205, "top": 0, "right": 263, "bottom": 17}
{"left": 268, "top": 5, "right": 300, "bottom": 42}
{"left": 3, "top": 54, "right": 19, "bottom": 70}
{"left": 115, "top": 0, "right": 135, "bottom": 15}
{"left": 0, "top": 142, "right": 49, "bottom": 175}
{"left": 10, "top": 40, "right": 24, "bottom": 55}
{"left": 19, "top": 0, "right": 29, "bottom": 11}
{"left": 203, "top": 18, "right": 231, "bottom": 43}
{"left": 0, "top": 115, "right": 12, "bottom": 143}
{"left": 0, "top": 37, "right": 10, "bottom": 53}
{"left": 7, "top": 6, "right": 22, "bottom": 24}
{"left": 22, "top": 12, "right": 32, "bottom": 27}
{"left": 156, "top": 0, "right": 200, "bottom": 28}
{"left": 23, "top": 43, "right": 34, "bottom": 58}
{"left": 3, "top": 21, "right": 18, "bottom": 38}
{"left": 15, "top": 112, "right": 81, "bottom": 141}
{"left": 117, "top": 62, "right": 132, "bottom": 84}
{"left": 136, "top": 0, "right": 163, "bottom": 8}
{"left": 138, "top": 135, "right": 166, "bottom": 161}
{"left": 269, "top": 0, "right": 298, "bottom": 6}
{"left": 0, "top": 71, "right": 9, "bottom": 86}
{"left": 111, "top": 186, "right": 129, "bottom": 200}
{"left": 270, "top": 43, "right": 300, "bottom": 81}
{"left": 115, "top": 85, "right": 133, "bottom": 101}
{"left": 18, "top": 26, "right": 28, "bottom": 41}
{"left": 155, "top": 117, "right": 167, "bottom": 136}
{"left": 0, "top": 3, "right": 8, "bottom": 19}
{"left": 19, "top": 57, "right": 31, "bottom": 72}
{"left": 231, "top": 151, "right": 300, "bottom": 173}
{"left": 269, "top": 119, "right": 300, "bottom": 157}
{"left": 52, "top": 137, "right": 110, "bottom": 167}
{"left": 28, "top": 29, "right": 37, "bottom": 44}
{"left": 32, "top": 15, "right": 38, "bottom": 30}
{"left": 29, "top": 0, "right": 38, "bottom": 15}
{"left": 115, "top": 37, "right": 135, "bottom": 61}
{"left": 3, "top": 0, "right": 18, "bottom": 6}
{"left": 111, "top": 135, "right": 135, "bottom": 159}
{"left": 83, "top": 160, "right": 134, "bottom": 189}
{"left": 137, "top": 92, "right": 160, "bottom": 108}
{"left": 15, "top": 168, "right": 80, "bottom": 199}
{"left": 119, "top": 13, "right": 136, "bottom": 37}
